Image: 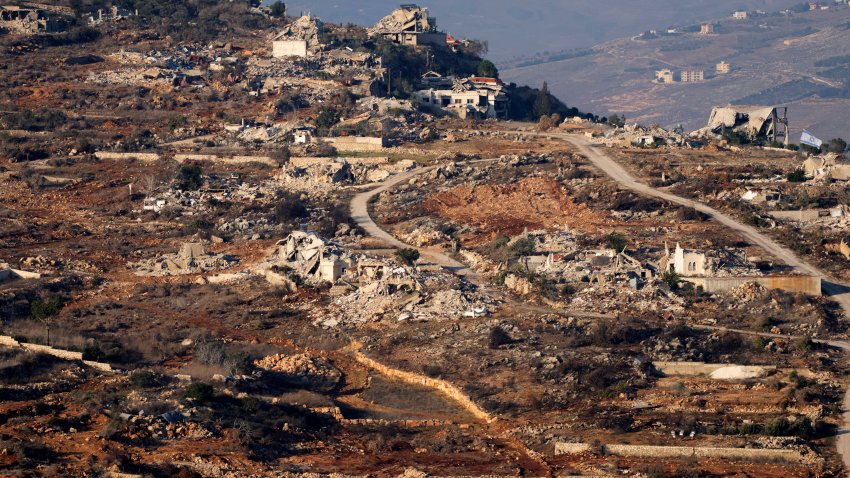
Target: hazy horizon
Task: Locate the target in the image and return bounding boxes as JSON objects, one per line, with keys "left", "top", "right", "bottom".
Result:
{"left": 281, "top": 1, "right": 803, "bottom": 61}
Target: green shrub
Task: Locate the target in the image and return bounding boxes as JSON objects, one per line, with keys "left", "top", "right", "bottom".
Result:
{"left": 395, "top": 248, "right": 420, "bottom": 266}
{"left": 184, "top": 383, "right": 214, "bottom": 403}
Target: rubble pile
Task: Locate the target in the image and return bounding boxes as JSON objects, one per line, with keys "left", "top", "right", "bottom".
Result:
{"left": 499, "top": 153, "right": 551, "bottom": 167}
{"left": 132, "top": 242, "right": 237, "bottom": 276}
{"left": 122, "top": 412, "right": 214, "bottom": 441}
{"left": 729, "top": 281, "right": 770, "bottom": 303}
{"left": 254, "top": 353, "right": 339, "bottom": 378}
{"left": 570, "top": 282, "right": 685, "bottom": 314}
{"left": 254, "top": 353, "right": 342, "bottom": 391}
{"left": 257, "top": 231, "right": 347, "bottom": 284}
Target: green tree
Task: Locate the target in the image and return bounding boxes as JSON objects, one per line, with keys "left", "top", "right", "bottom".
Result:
{"left": 315, "top": 107, "right": 340, "bottom": 130}
{"left": 395, "top": 248, "right": 420, "bottom": 266}
{"left": 269, "top": 1, "right": 286, "bottom": 17}
{"left": 608, "top": 113, "right": 625, "bottom": 128}
{"left": 477, "top": 59, "right": 499, "bottom": 78}
{"left": 174, "top": 164, "right": 203, "bottom": 191}
{"left": 826, "top": 138, "right": 847, "bottom": 153}
{"left": 31, "top": 296, "right": 61, "bottom": 346}
{"left": 786, "top": 168, "right": 806, "bottom": 183}
{"left": 532, "top": 82, "right": 552, "bottom": 120}
{"left": 661, "top": 269, "right": 681, "bottom": 290}
{"left": 606, "top": 233, "right": 627, "bottom": 252}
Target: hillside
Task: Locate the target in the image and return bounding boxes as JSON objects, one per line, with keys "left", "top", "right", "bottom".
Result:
{"left": 502, "top": 7, "right": 850, "bottom": 140}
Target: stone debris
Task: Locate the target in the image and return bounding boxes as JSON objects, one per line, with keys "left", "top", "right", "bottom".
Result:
{"left": 131, "top": 242, "right": 237, "bottom": 276}
{"left": 729, "top": 281, "right": 770, "bottom": 303}
{"left": 254, "top": 353, "right": 342, "bottom": 391}
{"left": 257, "top": 231, "right": 347, "bottom": 284}
{"left": 121, "top": 412, "right": 214, "bottom": 441}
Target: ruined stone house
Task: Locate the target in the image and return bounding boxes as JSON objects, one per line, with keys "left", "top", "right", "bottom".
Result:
{"left": 660, "top": 243, "right": 754, "bottom": 277}
{"left": 412, "top": 76, "right": 509, "bottom": 119}
{"left": 369, "top": 4, "right": 447, "bottom": 47}
{"left": 277, "top": 231, "right": 346, "bottom": 283}
{"left": 0, "top": 5, "right": 67, "bottom": 34}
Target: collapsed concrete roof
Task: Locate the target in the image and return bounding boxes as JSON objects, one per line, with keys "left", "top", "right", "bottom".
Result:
{"left": 706, "top": 106, "right": 784, "bottom": 141}
{"left": 369, "top": 4, "right": 436, "bottom": 35}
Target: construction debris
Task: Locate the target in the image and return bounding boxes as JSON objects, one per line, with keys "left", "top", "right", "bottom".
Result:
{"left": 131, "top": 242, "right": 238, "bottom": 276}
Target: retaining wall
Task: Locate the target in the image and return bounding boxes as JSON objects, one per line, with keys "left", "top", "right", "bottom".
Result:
{"left": 173, "top": 154, "right": 276, "bottom": 167}
{"left": 554, "top": 442, "right": 803, "bottom": 463}
{"left": 326, "top": 136, "right": 386, "bottom": 152}
{"left": 352, "top": 350, "right": 493, "bottom": 423}
{"left": 0, "top": 335, "right": 112, "bottom": 372}
{"left": 683, "top": 275, "right": 821, "bottom": 296}
{"left": 652, "top": 361, "right": 776, "bottom": 377}
{"left": 95, "top": 151, "right": 161, "bottom": 162}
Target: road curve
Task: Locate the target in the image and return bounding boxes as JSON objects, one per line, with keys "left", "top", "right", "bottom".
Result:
{"left": 349, "top": 163, "right": 477, "bottom": 278}
{"left": 557, "top": 133, "right": 850, "bottom": 469}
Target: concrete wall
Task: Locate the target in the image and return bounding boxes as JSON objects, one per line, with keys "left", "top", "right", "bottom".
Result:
{"left": 95, "top": 151, "right": 161, "bottom": 162}
{"left": 683, "top": 275, "right": 821, "bottom": 296}
{"left": 352, "top": 350, "right": 493, "bottom": 423}
{"left": 653, "top": 361, "right": 776, "bottom": 377}
{"left": 555, "top": 442, "right": 803, "bottom": 463}
{"left": 272, "top": 40, "right": 307, "bottom": 58}
{"left": 326, "top": 136, "right": 387, "bottom": 152}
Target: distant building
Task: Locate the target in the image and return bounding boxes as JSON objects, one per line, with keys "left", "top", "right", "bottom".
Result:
{"left": 0, "top": 5, "right": 68, "bottom": 34}
{"left": 732, "top": 11, "right": 748, "bottom": 20}
{"left": 680, "top": 70, "right": 704, "bottom": 82}
{"left": 716, "top": 61, "right": 730, "bottom": 74}
{"left": 700, "top": 23, "right": 715, "bottom": 34}
{"left": 655, "top": 69, "right": 674, "bottom": 84}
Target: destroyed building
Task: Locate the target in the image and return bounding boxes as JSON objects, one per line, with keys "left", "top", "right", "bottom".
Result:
{"left": 132, "top": 242, "right": 237, "bottom": 276}
{"left": 704, "top": 106, "right": 789, "bottom": 145}
{"left": 272, "top": 14, "right": 323, "bottom": 58}
{"left": 660, "top": 243, "right": 755, "bottom": 277}
{"left": 413, "top": 76, "right": 509, "bottom": 119}
{"left": 0, "top": 5, "right": 68, "bottom": 34}
{"left": 369, "top": 4, "right": 447, "bottom": 47}
{"left": 275, "top": 231, "right": 347, "bottom": 283}
{"left": 802, "top": 153, "right": 850, "bottom": 181}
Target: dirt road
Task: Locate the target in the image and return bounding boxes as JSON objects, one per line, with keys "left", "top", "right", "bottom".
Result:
{"left": 557, "top": 133, "right": 850, "bottom": 470}
{"left": 350, "top": 162, "right": 502, "bottom": 280}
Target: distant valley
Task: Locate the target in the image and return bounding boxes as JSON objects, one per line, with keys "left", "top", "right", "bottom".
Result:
{"left": 502, "top": 7, "right": 850, "bottom": 140}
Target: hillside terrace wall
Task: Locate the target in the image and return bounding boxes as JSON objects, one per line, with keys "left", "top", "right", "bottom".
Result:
{"left": 683, "top": 275, "right": 821, "bottom": 296}
{"left": 352, "top": 350, "right": 493, "bottom": 423}
{"left": 554, "top": 443, "right": 803, "bottom": 463}
{"left": 0, "top": 335, "right": 112, "bottom": 372}
{"left": 173, "top": 154, "right": 277, "bottom": 167}
{"left": 95, "top": 151, "right": 161, "bottom": 162}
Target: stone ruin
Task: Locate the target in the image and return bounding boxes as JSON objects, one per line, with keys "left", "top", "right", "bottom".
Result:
{"left": 132, "top": 242, "right": 238, "bottom": 276}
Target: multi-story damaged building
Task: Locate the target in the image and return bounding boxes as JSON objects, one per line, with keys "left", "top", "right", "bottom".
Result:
{"left": 705, "top": 105, "right": 789, "bottom": 145}
{"left": 369, "top": 4, "right": 448, "bottom": 47}
{"left": 0, "top": 5, "right": 68, "bottom": 34}
{"left": 412, "top": 76, "right": 509, "bottom": 119}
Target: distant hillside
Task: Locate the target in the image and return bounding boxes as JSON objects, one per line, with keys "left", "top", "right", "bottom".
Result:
{"left": 280, "top": 0, "right": 802, "bottom": 61}
{"left": 502, "top": 7, "right": 850, "bottom": 140}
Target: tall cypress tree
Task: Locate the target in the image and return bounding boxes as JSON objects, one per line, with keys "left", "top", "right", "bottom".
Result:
{"left": 533, "top": 82, "right": 552, "bottom": 120}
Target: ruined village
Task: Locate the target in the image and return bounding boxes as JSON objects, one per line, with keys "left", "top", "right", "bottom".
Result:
{"left": 1, "top": 1, "right": 850, "bottom": 477}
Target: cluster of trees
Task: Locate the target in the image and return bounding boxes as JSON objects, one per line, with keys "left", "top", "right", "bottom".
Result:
{"left": 509, "top": 82, "right": 597, "bottom": 122}
{"left": 92, "top": 0, "right": 272, "bottom": 41}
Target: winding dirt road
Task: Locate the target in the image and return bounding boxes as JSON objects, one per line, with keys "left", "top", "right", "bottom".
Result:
{"left": 557, "top": 133, "right": 850, "bottom": 470}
